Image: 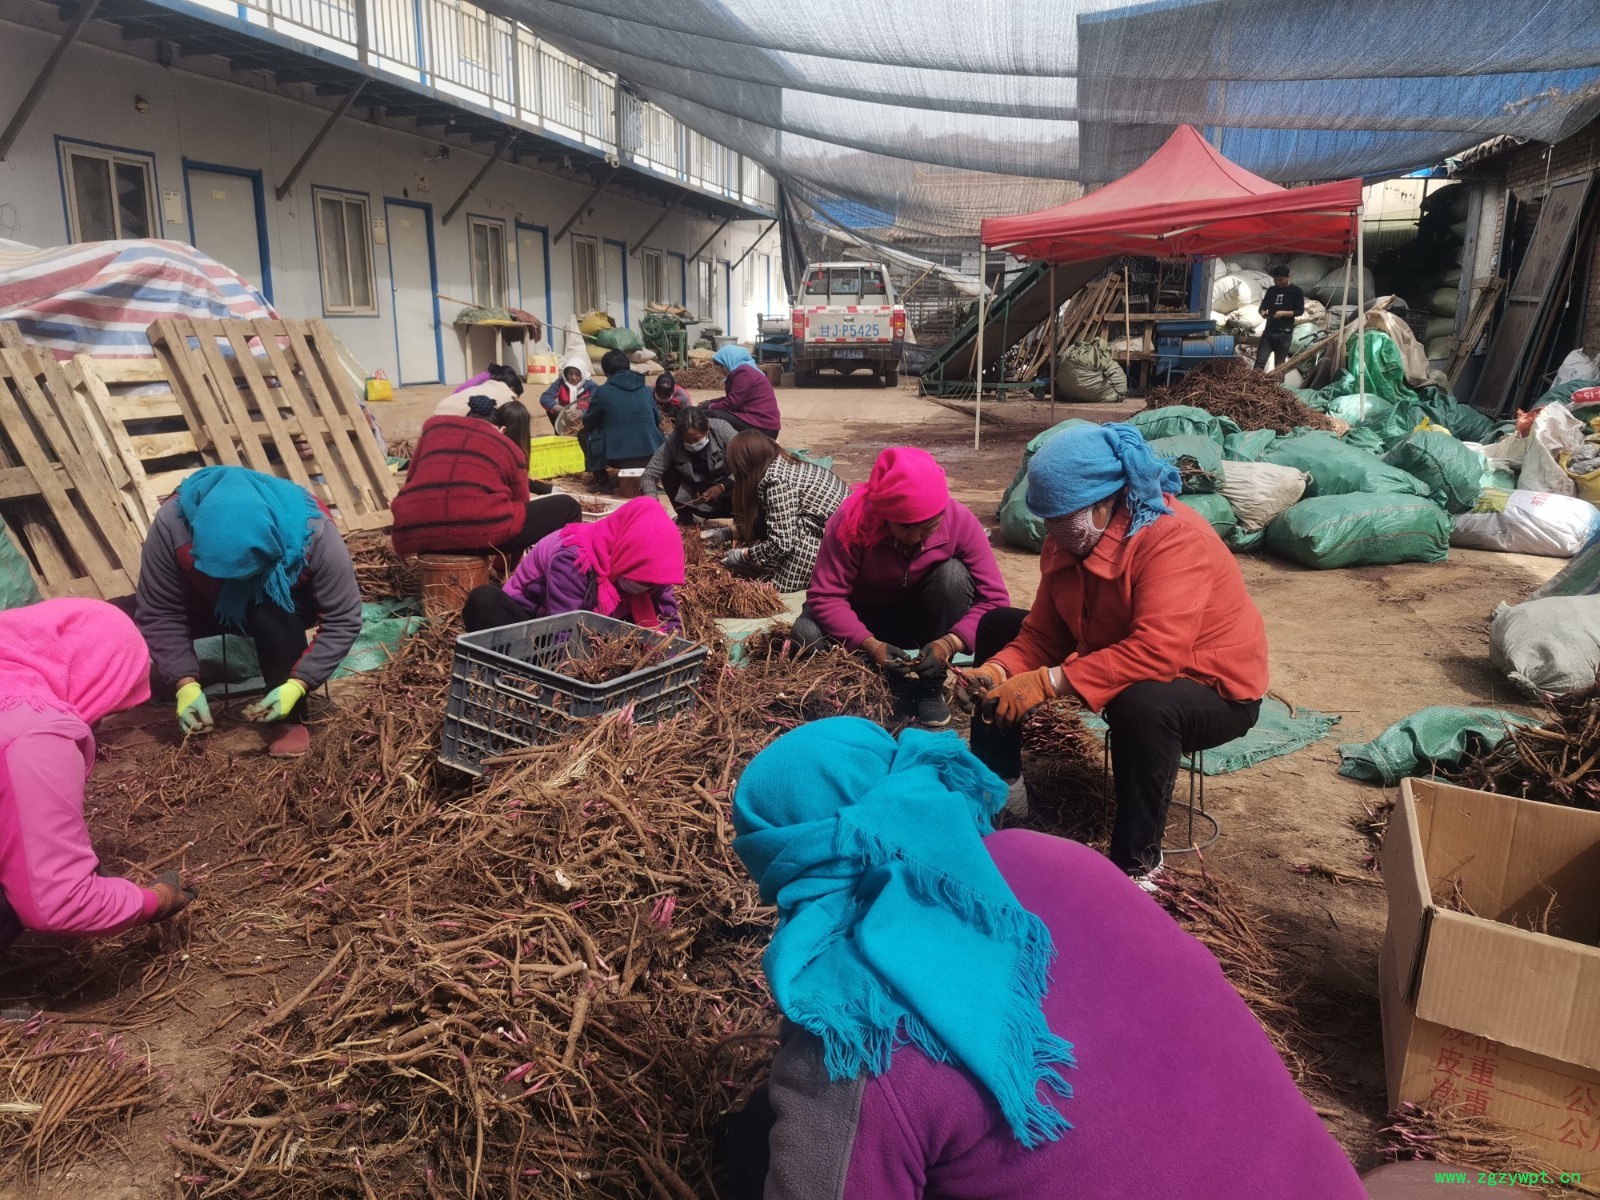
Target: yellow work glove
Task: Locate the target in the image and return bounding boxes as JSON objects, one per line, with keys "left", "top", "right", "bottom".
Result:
{"left": 175, "top": 681, "right": 213, "bottom": 734}
{"left": 242, "top": 679, "right": 307, "bottom": 723}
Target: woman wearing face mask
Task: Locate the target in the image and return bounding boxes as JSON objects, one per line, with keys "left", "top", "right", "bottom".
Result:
{"left": 641, "top": 406, "right": 738, "bottom": 527}
{"left": 794, "top": 447, "right": 1009, "bottom": 728}
{"left": 461, "top": 496, "right": 685, "bottom": 634}
{"left": 538, "top": 350, "right": 597, "bottom": 430}
{"left": 960, "top": 424, "right": 1268, "bottom": 890}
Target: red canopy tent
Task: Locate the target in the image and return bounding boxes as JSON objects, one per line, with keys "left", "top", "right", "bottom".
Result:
{"left": 981, "top": 125, "right": 1361, "bottom": 262}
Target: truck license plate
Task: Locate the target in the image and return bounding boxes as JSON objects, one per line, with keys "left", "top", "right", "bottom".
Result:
{"left": 835, "top": 349, "right": 865, "bottom": 359}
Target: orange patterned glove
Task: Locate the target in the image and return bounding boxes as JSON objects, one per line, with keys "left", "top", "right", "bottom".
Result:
{"left": 953, "top": 661, "right": 1006, "bottom": 713}
{"left": 981, "top": 668, "right": 1057, "bottom": 728}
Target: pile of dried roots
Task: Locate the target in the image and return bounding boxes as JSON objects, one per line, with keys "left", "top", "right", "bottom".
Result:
{"left": 1379, "top": 1103, "right": 1589, "bottom": 1197}
{"left": 1142, "top": 358, "right": 1335, "bottom": 434}
{"left": 558, "top": 628, "right": 681, "bottom": 684}
{"left": 670, "top": 365, "right": 725, "bottom": 390}
{"left": 347, "top": 532, "right": 420, "bottom": 602}
{"left": 1015, "top": 702, "right": 1113, "bottom": 847}
{"left": 148, "top": 617, "right": 892, "bottom": 1198}
{"left": 1447, "top": 692, "right": 1600, "bottom": 808}
{"left": 678, "top": 532, "right": 786, "bottom": 645}
{"left": 0, "top": 1019, "right": 159, "bottom": 1177}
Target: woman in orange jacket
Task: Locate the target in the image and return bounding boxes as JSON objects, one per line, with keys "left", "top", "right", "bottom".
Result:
{"left": 961, "top": 423, "right": 1268, "bottom": 889}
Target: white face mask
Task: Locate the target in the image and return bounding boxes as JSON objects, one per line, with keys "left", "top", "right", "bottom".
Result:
{"left": 682, "top": 436, "right": 708, "bottom": 452}
{"left": 1045, "top": 505, "right": 1108, "bottom": 558}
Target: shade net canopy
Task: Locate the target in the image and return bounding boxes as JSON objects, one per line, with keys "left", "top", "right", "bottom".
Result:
{"left": 503, "top": 0, "right": 1600, "bottom": 240}
{"left": 982, "top": 126, "right": 1362, "bottom": 261}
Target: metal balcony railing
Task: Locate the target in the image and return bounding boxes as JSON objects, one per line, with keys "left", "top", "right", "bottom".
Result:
{"left": 191, "top": 0, "right": 775, "bottom": 206}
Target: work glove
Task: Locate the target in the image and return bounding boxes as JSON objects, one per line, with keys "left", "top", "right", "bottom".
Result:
{"left": 861, "top": 638, "right": 914, "bottom": 679}
{"left": 242, "top": 679, "right": 307, "bottom": 724}
{"left": 952, "top": 661, "right": 1006, "bottom": 713}
{"left": 150, "top": 870, "right": 198, "bottom": 922}
{"left": 701, "top": 525, "right": 736, "bottom": 547}
{"left": 981, "top": 668, "right": 1057, "bottom": 729}
{"left": 723, "top": 548, "right": 750, "bottom": 569}
{"left": 175, "top": 681, "right": 213, "bottom": 734}
{"left": 695, "top": 483, "right": 727, "bottom": 503}
{"left": 915, "top": 634, "right": 963, "bottom": 675}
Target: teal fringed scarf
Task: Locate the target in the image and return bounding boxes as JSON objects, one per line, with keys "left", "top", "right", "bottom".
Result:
{"left": 177, "top": 466, "right": 320, "bottom": 630}
{"left": 732, "top": 717, "right": 1075, "bottom": 1147}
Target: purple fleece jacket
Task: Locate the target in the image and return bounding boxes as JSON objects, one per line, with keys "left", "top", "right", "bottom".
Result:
{"left": 708, "top": 364, "right": 781, "bottom": 434}
{"left": 764, "top": 830, "right": 1368, "bottom": 1200}
{"left": 502, "top": 529, "right": 679, "bottom": 632}
{"left": 805, "top": 498, "right": 1008, "bottom": 651}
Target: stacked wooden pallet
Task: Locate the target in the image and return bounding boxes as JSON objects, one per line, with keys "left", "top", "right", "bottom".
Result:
{"left": 0, "top": 317, "right": 395, "bottom": 603}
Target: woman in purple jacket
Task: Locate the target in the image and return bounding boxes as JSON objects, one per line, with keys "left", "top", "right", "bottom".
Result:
{"left": 461, "top": 496, "right": 685, "bottom": 633}
{"left": 724, "top": 718, "right": 1368, "bottom": 1200}
{"left": 794, "top": 447, "right": 1008, "bottom": 727}
{"left": 707, "top": 346, "right": 781, "bottom": 437}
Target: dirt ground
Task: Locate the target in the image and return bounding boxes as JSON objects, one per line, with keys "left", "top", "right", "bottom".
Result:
{"left": 0, "top": 377, "right": 1561, "bottom": 1195}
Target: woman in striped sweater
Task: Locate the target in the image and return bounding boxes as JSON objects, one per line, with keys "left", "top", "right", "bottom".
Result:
{"left": 391, "top": 394, "right": 579, "bottom": 564}
{"left": 720, "top": 431, "right": 848, "bottom": 593}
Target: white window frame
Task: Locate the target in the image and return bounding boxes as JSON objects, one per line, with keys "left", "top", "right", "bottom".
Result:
{"left": 572, "top": 234, "right": 601, "bottom": 314}
{"left": 312, "top": 188, "right": 378, "bottom": 316}
{"left": 695, "top": 257, "right": 714, "bottom": 323}
{"left": 59, "top": 141, "right": 158, "bottom": 243}
{"left": 468, "top": 215, "right": 508, "bottom": 309}
{"left": 741, "top": 257, "right": 755, "bottom": 306}
{"left": 641, "top": 248, "right": 665, "bottom": 306}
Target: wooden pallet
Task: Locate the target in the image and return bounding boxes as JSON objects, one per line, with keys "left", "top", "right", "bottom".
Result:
{"left": 0, "top": 325, "right": 146, "bottom": 600}
{"left": 147, "top": 317, "right": 395, "bottom": 532}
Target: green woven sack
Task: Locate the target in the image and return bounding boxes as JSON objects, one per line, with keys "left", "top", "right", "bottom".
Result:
{"left": 1383, "top": 429, "right": 1484, "bottom": 514}
{"left": 1176, "top": 493, "right": 1238, "bottom": 538}
{"left": 1223, "top": 429, "right": 1278, "bottom": 462}
{"left": 0, "top": 519, "right": 41, "bottom": 611}
{"left": 594, "top": 327, "right": 645, "bottom": 353}
{"left": 1130, "top": 405, "right": 1239, "bottom": 446}
{"left": 1337, "top": 707, "right": 1537, "bottom": 785}
{"left": 1147, "top": 435, "right": 1224, "bottom": 494}
{"left": 1265, "top": 494, "right": 1450, "bottom": 569}
{"left": 1263, "top": 431, "right": 1431, "bottom": 499}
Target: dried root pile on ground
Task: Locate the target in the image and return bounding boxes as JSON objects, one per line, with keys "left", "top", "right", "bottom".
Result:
{"left": 1379, "top": 1103, "right": 1594, "bottom": 1197}
{"left": 670, "top": 365, "right": 725, "bottom": 390}
{"left": 1142, "top": 358, "right": 1335, "bottom": 434}
{"left": 1447, "top": 691, "right": 1600, "bottom": 808}
{"left": 0, "top": 1019, "right": 160, "bottom": 1178}
{"left": 1013, "top": 701, "right": 1113, "bottom": 847}
{"left": 678, "top": 531, "right": 786, "bottom": 645}
{"left": 346, "top": 532, "right": 420, "bottom": 602}
{"left": 156, "top": 620, "right": 892, "bottom": 1198}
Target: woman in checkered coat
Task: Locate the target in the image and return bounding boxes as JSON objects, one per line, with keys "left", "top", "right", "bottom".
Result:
{"left": 720, "top": 431, "right": 849, "bottom": 594}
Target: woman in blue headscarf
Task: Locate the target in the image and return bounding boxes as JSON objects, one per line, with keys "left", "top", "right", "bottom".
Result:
{"left": 722, "top": 717, "right": 1367, "bottom": 1199}
{"left": 133, "top": 465, "right": 363, "bottom": 758}
{"left": 960, "top": 423, "right": 1269, "bottom": 887}
{"left": 707, "top": 345, "right": 781, "bottom": 437}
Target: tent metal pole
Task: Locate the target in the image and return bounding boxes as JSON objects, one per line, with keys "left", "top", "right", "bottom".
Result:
{"left": 974, "top": 239, "right": 985, "bottom": 451}
{"left": 1355, "top": 205, "right": 1366, "bottom": 413}
{"left": 1331, "top": 252, "right": 1352, "bottom": 394}
{"left": 1048, "top": 265, "right": 1057, "bottom": 420}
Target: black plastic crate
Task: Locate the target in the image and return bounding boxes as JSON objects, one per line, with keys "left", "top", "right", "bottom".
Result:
{"left": 440, "top": 612, "right": 708, "bottom": 776}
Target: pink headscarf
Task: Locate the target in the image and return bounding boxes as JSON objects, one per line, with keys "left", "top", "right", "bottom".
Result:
{"left": 835, "top": 447, "right": 950, "bottom": 550}
{"left": 559, "top": 498, "right": 686, "bottom": 628}
{"left": 0, "top": 599, "right": 151, "bottom": 765}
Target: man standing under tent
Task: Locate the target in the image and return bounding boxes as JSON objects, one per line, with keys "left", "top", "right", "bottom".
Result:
{"left": 1253, "top": 264, "right": 1305, "bottom": 370}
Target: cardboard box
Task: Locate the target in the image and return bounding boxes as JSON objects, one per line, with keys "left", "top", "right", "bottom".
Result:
{"left": 1381, "top": 778, "right": 1600, "bottom": 1175}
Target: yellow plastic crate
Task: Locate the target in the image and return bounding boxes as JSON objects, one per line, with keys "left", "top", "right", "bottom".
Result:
{"left": 528, "top": 435, "right": 586, "bottom": 479}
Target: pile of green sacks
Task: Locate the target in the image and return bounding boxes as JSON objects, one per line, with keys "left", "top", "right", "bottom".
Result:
{"left": 995, "top": 331, "right": 1497, "bottom": 570}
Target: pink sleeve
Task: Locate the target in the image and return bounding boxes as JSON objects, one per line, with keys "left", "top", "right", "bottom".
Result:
{"left": 947, "top": 504, "right": 1011, "bottom": 652}
{"left": 0, "top": 727, "right": 156, "bottom": 937}
{"left": 806, "top": 513, "right": 873, "bottom": 649}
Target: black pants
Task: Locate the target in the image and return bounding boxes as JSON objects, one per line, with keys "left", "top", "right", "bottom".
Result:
{"left": 1254, "top": 326, "right": 1292, "bottom": 370}
{"left": 490, "top": 495, "right": 581, "bottom": 559}
{"left": 187, "top": 597, "right": 317, "bottom": 721}
{"left": 462, "top": 585, "right": 536, "bottom": 633}
{"left": 661, "top": 464, "right": 733, "bottom": 523}
{"left": 968, "top": 606, "right": 1261, "bottom": 873}
{"left": 792, "top": 557, "right": 974, "bottom": 698}
{"left": 706, "top": 409, "right": 778, "bottom": 439}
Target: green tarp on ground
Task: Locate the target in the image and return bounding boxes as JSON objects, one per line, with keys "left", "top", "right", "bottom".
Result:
{"left": 1336, "top": 706, "right": 1538, "bottom": 785}
{"left": 0, "top": 521, "right": 41, "bottom": 611}
{"left": 197, "top": 599, "right": 426, "bottom": 696}
{"left": 1079, "top": 697, "right": 1339, "bottom": 776}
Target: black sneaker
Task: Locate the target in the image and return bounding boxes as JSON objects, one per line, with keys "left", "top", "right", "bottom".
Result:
{"left": 913, "top": 693, "right": 951, "bottom": 728}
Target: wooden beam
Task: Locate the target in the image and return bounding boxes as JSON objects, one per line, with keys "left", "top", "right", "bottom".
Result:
{"left": 441, "top": 134, "right": 515, "bottom": 226}
{"left": 0, "top": 0, "right": 101, "bottom": 160}
{"left": 275, "top": 79, "right": 365, "bottom": 200}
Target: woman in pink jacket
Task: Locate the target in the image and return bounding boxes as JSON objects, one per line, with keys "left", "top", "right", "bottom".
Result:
{"left": 0, "top": 599, "right": 196, "bottom": 944}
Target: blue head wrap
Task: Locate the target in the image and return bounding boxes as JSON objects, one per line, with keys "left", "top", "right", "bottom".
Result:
{"left": 733, "top": 717, "right": 1075, "bottom": 1147}
{"left": 712, "top": 345, "right": 758, "bottom": 374}
{"left": 177, "top": 466, "right": 321, "bottom": 630}
{"left": 1025, "top": 423, "right": 1181, "bottom": 537}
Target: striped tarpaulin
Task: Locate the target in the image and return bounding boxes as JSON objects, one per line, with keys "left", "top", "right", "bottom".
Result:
{"left": 0, "top": 238, "right": 275, "bottom": 359}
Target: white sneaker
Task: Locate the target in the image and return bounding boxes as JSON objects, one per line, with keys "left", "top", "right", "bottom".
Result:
{"left": 1003, "top": 777, "right": 1029, "bottom": 817}
{"left": 1130, "top": 857, "right": 1166, "bottom": 894}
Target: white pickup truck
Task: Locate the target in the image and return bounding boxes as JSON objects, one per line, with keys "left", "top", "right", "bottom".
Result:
{"left": 790, "top": 261, "right": 906, "bottom": 386}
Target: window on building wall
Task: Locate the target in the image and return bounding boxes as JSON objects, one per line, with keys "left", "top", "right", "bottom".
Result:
{"left": 695, "top": 258, "right": 714, "bottom": 322}
{"left": 741, "top": 258, "right": 755, "bottom": 306}
{"left": 572, "top": 236, "right": 601, "bottom": 314}
{"left": 469, "top": 217, "right": 508, "bottom": 309}
{"left": 641, "top": 249, "right": 666, "bottom": 306}
{"left": 313, "top": 189, "right": 376, "bottom": 315}
{"left": 60, "top": 142, "right": 157, "bottom": 242}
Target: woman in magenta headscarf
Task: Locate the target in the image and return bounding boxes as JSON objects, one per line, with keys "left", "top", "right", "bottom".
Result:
{"left": 796, "top": 447, "right": 1009, "bottom": 727}
{"left": 0, "top": 599, "right": 196, "bottom": 945}
{"left": 461, "top": 496, "right": 686, "bottom": 634}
